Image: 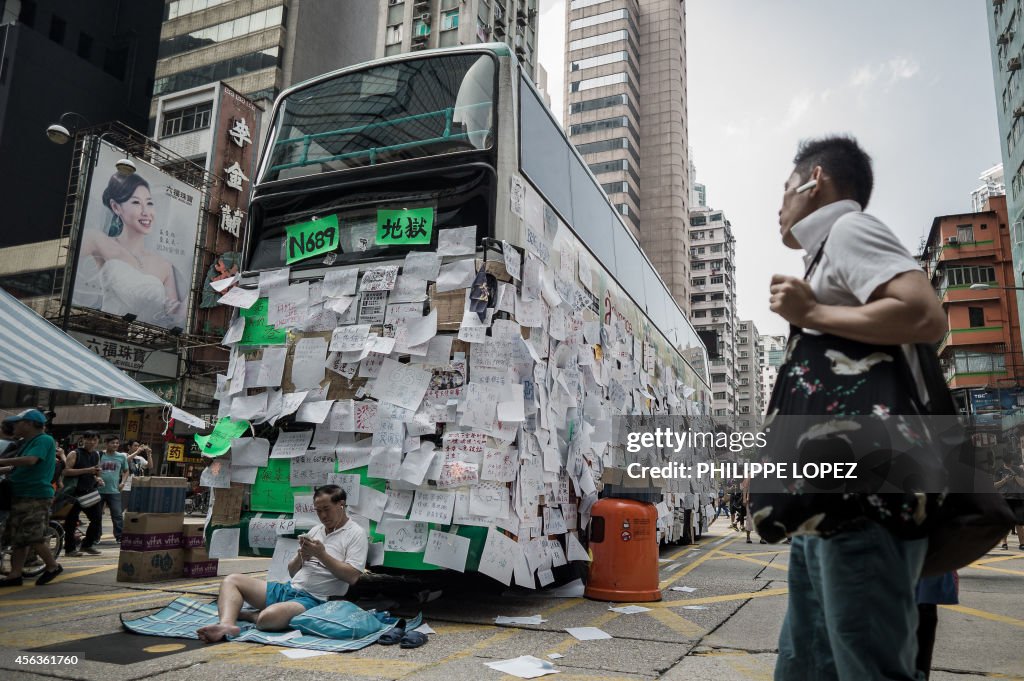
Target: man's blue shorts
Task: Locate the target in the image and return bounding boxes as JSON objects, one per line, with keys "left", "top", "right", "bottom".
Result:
{"left": 265, "top": 581, "right": 323, "bottom": 611}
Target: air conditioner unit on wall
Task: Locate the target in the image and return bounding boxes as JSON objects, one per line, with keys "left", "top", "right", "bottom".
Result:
{"left": 947, "top": 236, "right": 959, "bottom": 245}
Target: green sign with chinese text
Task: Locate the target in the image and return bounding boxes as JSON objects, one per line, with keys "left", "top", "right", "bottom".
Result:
{"left": 376, "top": 207, "right": 434, "bottom": 245}
{"left": 285, "top": 214, "right": 339, "bottom": 264}
{"left": 239, "top": 298, "right": 286, "bottom": 346}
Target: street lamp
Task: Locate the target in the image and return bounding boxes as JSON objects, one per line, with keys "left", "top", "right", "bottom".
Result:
{"left": 45, "top": 113, "right": 136, "bottom": 175}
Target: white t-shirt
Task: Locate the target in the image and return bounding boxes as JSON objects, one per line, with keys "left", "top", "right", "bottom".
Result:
{"left": 790, "top": 199, "right": 929, "bottom": 402}
{"left": 290, "top": 519, "right": 369, "bottom": 601}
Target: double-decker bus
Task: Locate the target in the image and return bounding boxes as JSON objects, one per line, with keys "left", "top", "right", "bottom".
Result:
{"left": 225, "top": 44, "right": 714, "bottom": 576}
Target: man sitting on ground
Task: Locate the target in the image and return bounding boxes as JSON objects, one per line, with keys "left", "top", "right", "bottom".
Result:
{"left": 197, "top": 485, "right": 368, "bottom": 642}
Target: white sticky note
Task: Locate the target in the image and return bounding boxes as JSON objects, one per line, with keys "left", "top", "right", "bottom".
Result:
{"left": 230, "top": 465, "right": 258, "bottom": 484}
{"left": 438, "top": 226, "right": 476, "bottom": 256}
{"left": 383, "top": 520, "right": 429, "bottom": 553}
{"left": 350, "top": 485, "right": 387, "bottom": 522}
{"left": 259, "top": 268, "right": 290, "bottom": 295}
{"left": 478, "top": 527, "right": 521, "bottom": 586}
{"left": 291, "top": 337, "right": 328, "bottom": 390}
{"left": 271, "top": 429, "right": 312, "bottom": 458}
{"left": 268, "top": 539, "right": 299, "bottom": 584}
{"left": 208, "top": 528, "right": 240, "bottom": 559}
{"left": 222, "top": 315, "right": 245, "bottom": 345}
{"left": 565, "top": 627, "right": 612, "bottom": 641}
{"left": 253, "top": 347, "right": 288, "bottom": 388}
{"left": 435, "top": 259, "right": 476, "bottom": 292}
{"left": 218, "top": 286, "right": 259, "bottom": 309}
{"left": 211, "top": 274, "right": 240, "bottom": 293}
{"left": 409, "top": 489, "right": 456, "bottom": 524}
{"left": 374, "top": 359, "right": 432, "bottom": 411}
{"left": 359, "top": 265, "right": 399, "bottom": 292}
{"left": 565, "top": 532, "right": 590, "bottom": 562}
{"left": 323, "top": 268, "right": 358, "bottom": 297}
{"left": 329, "top": 324, "right": 371, "bottom": 352}
{"left": 403, "top": 251, "right": 441, "bottom": 281}
{"left": 269, "top": 282, "right": 308, "bottom": 328}
{"left": 295, "top": 399, "right": 335, "bottom": 424}
{"left": 398, "top": 443, "right": 436, "bottom": 486}
{"left": 423, "top": 529, "right": 471, "bottom": 572}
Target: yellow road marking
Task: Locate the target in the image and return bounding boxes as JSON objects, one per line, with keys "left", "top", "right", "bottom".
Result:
{"left": 436, "top": 626, "right": 519, "bottom": 664}
{"left": 646, "top": 587, "right": 790, "bottom": 609}
{"left": 0, "top": 575, "right": 226, "bottom": 610}
{"left": 971, "top": 553, "right": 1024, "bottom": 566}
{"left": 963, "top": 564, "right": 1024, "bottom": 577}
{"left": 660, "top": 536, "right": 743, "bottom": 589}
{"left": 709, "top": 550, "right": 787, "bottom": 559}
{"left": 0, "top": 592, "right": 177, "bottom": 633}
{"left": 941, "top": 604, "right": 1024, "bottom": 629}
{"left": 645, "top": 606, "right": 703, "bottom": 636}
{"left": 711, "top": 552, "right": 788, "bottom": 572}
{"left": 285, "top": 656, "right": 423, "bottom": 677}
{"left": 0, "top": 564, "right": 118, "bottom": 596}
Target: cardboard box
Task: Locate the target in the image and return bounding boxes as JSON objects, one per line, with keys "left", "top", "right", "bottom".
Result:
{"left": 121, "top": 512, "right": 185, "bottom": 552}
{"left": 183, "top": 546, "right": 218, "bottom": 578}
{"left": 428, "top": 284, "right": 467, "bottom": 330}
{"left": 210, "top": 485, "right": 244, "bottom": 525}
{"left": 181, "top": 520, "right": 206, "bottom": 548}
{"left": 127, "top": 477, "right": 189, "bottom": 514}
{"left": 117, "top": 549, "right": 184, "bottom": 583}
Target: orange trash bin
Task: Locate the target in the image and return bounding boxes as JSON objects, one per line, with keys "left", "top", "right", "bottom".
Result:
{"left": 584, "top": 498, "right": 662, "bottom": 602}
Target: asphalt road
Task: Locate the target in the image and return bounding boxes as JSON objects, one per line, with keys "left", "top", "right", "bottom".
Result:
{"left": 0, "top": 517, "right": 1020, "bottom": 680}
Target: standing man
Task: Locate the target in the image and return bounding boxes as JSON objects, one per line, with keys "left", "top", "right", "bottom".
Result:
{"left": 764, "top": 135, "right": 946, "bottom": 680}
{"left": 63, "top": 431, "right": 104, "bottom": 556}
{"left": 0, "top": 410, "right": 63, "bottom": 586}
{"left": 197, "top": 485, "right": 368, "bottom": 642}
{"left": 98, "top": 436, "right": 129, "bottom": 543}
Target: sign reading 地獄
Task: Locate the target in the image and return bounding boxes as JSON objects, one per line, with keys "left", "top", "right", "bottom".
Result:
{"left": 285, "top": 215, "right": 339, "bottom": 264}
{"left": 376, "top": 207, "right": 434, "bottom": 246}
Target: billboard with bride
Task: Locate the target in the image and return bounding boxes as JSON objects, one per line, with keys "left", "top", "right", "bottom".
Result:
{"left": 72, "top": 142, "right": 202, "bottom": 330}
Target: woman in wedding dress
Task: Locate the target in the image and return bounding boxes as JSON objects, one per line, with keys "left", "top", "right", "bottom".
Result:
{"left": 79, "top": 173, "right": 184, "bottom": 327}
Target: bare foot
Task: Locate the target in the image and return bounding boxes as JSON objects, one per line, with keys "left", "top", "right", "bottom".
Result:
{"left": 196, "top": 622, "right": 241, "bottom": 643}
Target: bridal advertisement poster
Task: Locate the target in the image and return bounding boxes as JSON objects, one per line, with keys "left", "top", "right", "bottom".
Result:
{"left": 72, "top": 142, "right": 203, "bottom": 330}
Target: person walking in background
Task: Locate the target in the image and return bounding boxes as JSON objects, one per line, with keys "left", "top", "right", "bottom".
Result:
{"left": 759, "top": 135, "right": 947, "bottom": 681}
{"left": 63, "top": 431, "right": 104, "bottom": 556}
{"left": 97, "top": 436, "right": 128, "bottom": 543}
{"left": 994, "top": 456, "right": 1024, "bottom": 550}
{"left": 0, "top": 410, "right": 62, "bottom": 586}
{"left": 915, "top": 572, "right": 958, "bottom": 680}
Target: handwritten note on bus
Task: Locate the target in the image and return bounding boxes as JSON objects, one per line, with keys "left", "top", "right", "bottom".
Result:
{"left": 240, "top": 298, "right": 287, "bottom": 346}
{"left": 376, "top": 207, "right": 434, "bottom": 245}
{"left": 285, "top": 214, "right": 339, "bottom": 264}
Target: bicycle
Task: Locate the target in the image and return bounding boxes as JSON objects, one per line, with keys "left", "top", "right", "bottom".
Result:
{"left": 0, "top": 503, "right": 65, "bottom": 579}
{"left": 185, "top": 490, "right": 209, "bottom": 517}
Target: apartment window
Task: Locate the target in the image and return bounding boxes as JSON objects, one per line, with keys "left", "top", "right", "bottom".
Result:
{"left": 691, "top": 294, "right": 706, "bottom": 303}
{"left": 692, "top": 262, "right": 706, "bottom": 271}
{"left": 691, "top": 278, "right": 706, "bottom": 287}
{"left": 153, "top": 47, "right": 280, "bottom": 96}
{"left": 710, "top": 212, "right": 723, "bottom": 221}
{"left": 617, "top": 203, "right": 630, "bottom": 217}
{"left": 165, "top": 0, "right": 232, "bottom": 21}
{"left": 442, "top": 9, "right": 460, "bottom": 30}
{"left": 1014, "top": 161, "right": 1024, "bottom": 200}
{"left": 571, "top": 72, "right": 629, "bottom": 92}
{"left": 693, "top": 310, "right": 707, "bottom": 318}
{"left": 968, "top": 307, "right": 985, "bottom": 328}
{"left": 943, "top": 265, "right": 996, "bottom": 287}
{"left": 386, "top": 24, "right": 403, "bottom": 44}
{"left": 77, "top": 32, "right": 94, "bottom": 60}
{"left": 569, "top": 29, "right": 628, "bottom": 51}
{"left": 952, "top": 351, "right": 1005, "bottom": 374}
{"left": 575, "top": 137, "right": 635, "bottom": 158}
{"left": 570, "top": 116, "right": 629, "bottom": 136}
{"left": 713, "top": 392, "right": 726, "bottom": 400}
{"left": 414, "top": 19, "right": 431, "bottom": 36}
{"left": 388, "top": 3, "right": 405, "bottom": 23}
{"left": 570, "top": 9, "right": 628, "bottom": 31}
{"left": 690, "top": 215, "right": 707, "bottom": 227}
{"left": 571, "top": 51, "right": 629, "bottom": 72}
{"left": 49, "top": 16, "right": 66, "bottom": 44}
{"left": 710, "top": 244, "right": 723, "bottom": 253}
{"left": 710, "top": 292, "right": 724, "bottom": 301}
{"left": 158, "top": 6, "right": 287, "bottom": 58}
{"left": 161, "top": 102, "right": 214, "bottom": 137}
{"left": 18, "top": 1, "right": 36, "bottom": 26}
{"left": 710, "top": 275, "right": 724, "bottom": 285}
{"left": 570, "top": 0, "right": 613, "bottom": 9}
{"left": 570, "top": 93, "right": 638, "bottom": 119}
{"left": 956, "top": 224, "right": 975, "bottom": 242}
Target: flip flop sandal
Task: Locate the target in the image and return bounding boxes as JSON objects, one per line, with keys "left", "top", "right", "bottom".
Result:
{"left": 378, "top": 620, "right": 406, "bottom": 645}
{"left": 399, "top": 631, "right": 428, "bottom": 649}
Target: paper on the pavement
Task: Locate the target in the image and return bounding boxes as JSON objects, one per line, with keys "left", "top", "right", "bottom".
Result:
{"left": 670, "top": 586, "right": 697, "bottom": 593}
{"left": 608, "top": 605, "right": 651, "bottom": 614}
{"left": 484, "top": 655, "right": 559, "bottom": 679}
{"left": 565, "top": 627, "right": 612, "bottom": 641}
{"left": 494, "top": 615, "right": 547, "bottom": 625}
{"left": 413, "top": 623, "right": 436, "bottom": 635}
{"left": 547, "top": 653, "right": 564, "bottom": 660}
{"left": 681, "top": 606, "right": 709, "bottom": 610}
{"left": 278, "top": 648, "right": 333, "bottom": 659}
{"left": 542, "top": 579, "right": 585, "bottom": 598}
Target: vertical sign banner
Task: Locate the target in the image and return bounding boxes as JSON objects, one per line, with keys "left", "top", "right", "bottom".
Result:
{"left": 72, "top": 143, "right": 202, "bottom": 330}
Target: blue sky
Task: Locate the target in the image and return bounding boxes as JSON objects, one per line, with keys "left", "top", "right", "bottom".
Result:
{"left": 539, "top": 0, "right": 1002, "bottom": 336}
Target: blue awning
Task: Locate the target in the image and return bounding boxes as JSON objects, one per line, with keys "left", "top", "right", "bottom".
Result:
{"left": 0, "top": 286, "right": 174, "bottom": 406}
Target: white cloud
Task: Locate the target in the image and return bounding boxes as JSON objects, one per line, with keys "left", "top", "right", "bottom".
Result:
{"left": 849, "top": 57, "right": 920, "bottom": 90}
{"left": 887, "top": 56, "right": 920, "bottom": 83}
{"left": 779, "top": 91, "right": 816, "bottom": 129}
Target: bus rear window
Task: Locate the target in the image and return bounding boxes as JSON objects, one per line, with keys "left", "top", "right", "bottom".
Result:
{"left": 261, "top": 54, "right": 496, "bottom": 183}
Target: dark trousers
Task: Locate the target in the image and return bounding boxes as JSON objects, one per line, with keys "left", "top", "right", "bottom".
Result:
{"left": 916, "top": 604, "right": 938, "bottom": 680}
{"left": 65, "top": 500, "right": 102, "bottom": 551}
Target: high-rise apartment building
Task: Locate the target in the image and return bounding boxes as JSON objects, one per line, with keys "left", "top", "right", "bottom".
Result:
{"left": 758, "top": 333, "right": 786, "bottom": 412}
{"left": 986, "top": 1, "right": 1024, "bottom": 356}
{"left": 154, "top": 0, "right": 379, "bottom": 120}
{"left": 972, "top": 164, "right": 1006, "bottom": 214}
{"left": 689, "top": 207, "right": 737, "bottom": 417}
{"left": 736, "top": 320, "right": 764, "bottom": 429}
{"left": 565, "top": 0, "right": 690, "bottom": 310}
{"left": 378, "top": 0, "right": 539, "bottom": 79}
{"left": 688, "top": 148, "right": 706, "bottom": 209}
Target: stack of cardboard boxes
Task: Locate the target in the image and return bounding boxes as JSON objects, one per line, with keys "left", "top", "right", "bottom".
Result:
{"left": 118, "top": 478, "right": 218, "bottom": 582}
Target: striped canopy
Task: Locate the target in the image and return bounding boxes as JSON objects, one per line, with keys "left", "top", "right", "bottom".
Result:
{"left": 0, "top": 286, "right": 172, "bottom": 406}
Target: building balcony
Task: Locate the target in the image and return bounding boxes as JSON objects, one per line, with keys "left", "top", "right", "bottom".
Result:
{"left": 938, "top": 326, "right": 1006, "bottom": 355}
{"left": 937, "top": 239, "right": 998, "bottom": 262}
